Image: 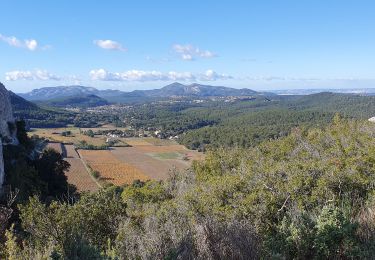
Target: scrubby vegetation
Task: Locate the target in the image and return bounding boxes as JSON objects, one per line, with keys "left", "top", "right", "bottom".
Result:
{"left": 1, "top": 117, "right": 375, "bottom": 258}
{"left": 76, "top": 140, "right": 109, "bottom": 150}
{"left": 3, "top": 121, "right": 76, "bottom": 202}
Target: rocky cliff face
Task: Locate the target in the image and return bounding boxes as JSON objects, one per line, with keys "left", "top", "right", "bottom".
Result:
{"left": 0, "top": 82, "right": 16, "bottom": 187}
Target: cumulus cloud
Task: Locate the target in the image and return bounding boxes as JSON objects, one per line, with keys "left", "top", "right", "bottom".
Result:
{"left": 199, "top": 70, "right": 232, "bottom": 81}
{"left": 94, "top": 39, "right": 127, "bottom": 51}
{"left": 90, "top": 69, "right": 230, "bottom": 82}
{"left": 0, "top": 34, "right": 44, "bottom": 51}
{"left": 173, "top": 44, "right": 216, "bottom": 60}
{"left": 5, "top": 70, "right": 61, "bottom": 81}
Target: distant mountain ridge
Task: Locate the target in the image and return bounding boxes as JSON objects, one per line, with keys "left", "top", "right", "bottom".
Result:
{"left": 18, "top": 85, "right": 123, "bottom": 101}
{"left": 125, "top": 82, "right": 260, "bottom": 97}
{"left": 18, "top": 83, "right": 264, "bottom": 103}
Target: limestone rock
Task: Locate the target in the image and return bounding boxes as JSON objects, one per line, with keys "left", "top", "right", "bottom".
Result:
{"left": 0, "top": 82, "right": 16, "bottom": 187}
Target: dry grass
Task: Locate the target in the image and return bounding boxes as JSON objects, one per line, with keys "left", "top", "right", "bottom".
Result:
{"left": 137, "top": 144, "right": 188, "bottom": 153}
{"left": 124, "top": 138, "right": 152, "bottom": 146}
{"left": 30, "top": 128, "right": 107, "bottom": 146}
{"left": 80, "top": 126, "right": 130, "bottom": 131}
{"left": 143, "top": 137, "right": 176, "bottom": 146}
{"left": 79, "top": 150, "right": 148, "bottom": 186}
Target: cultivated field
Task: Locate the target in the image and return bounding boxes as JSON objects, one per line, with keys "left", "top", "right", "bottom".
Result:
{"left": 123, "top": 138, "right": 152, "bottom": 146}
{"left": 76, "top": 139, "right": 202, "bottom": 186}
{"left": 65, "top": 158, "right": 99, "bottom": 192}
{"left": 46, "top": 142, "right": 63, "bottom": 154}
{"left": 36, "top": 127, "right": 203, "bottom": 189}
{"left": 79, "top": 150, "right": 148, "bottom": 186}
{"left": 112, "top": 147, "right": 184, "bottom": 180}
{"left": 142, "top": 137, "right": 176, "bottom": 146}
{"left": 64, "top": 144, "right": 79, "bottom": 158}
{"left": 45, "top": 142, "right": 99, "bottom": 192}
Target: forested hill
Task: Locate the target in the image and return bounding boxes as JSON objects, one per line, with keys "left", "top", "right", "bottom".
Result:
{"left": 35, "top": 94, "right": 109, "bottom": 108}
{"left": 9, "top": 91, "right": 76, "bottom": 128}
{"left": 284, "top": 92, "right": 375, "bottom": 116}
{"left": 8, "top": 91, "right": 38, "bottom": 111}
{"left": 124, "top": 92, "right": 375, "bottom": 150}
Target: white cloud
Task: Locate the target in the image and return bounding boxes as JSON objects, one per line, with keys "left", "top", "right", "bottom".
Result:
{"left": 94, "top": 39, "right": 127, "bottom": 51}
{"left": 182, "top": 54, "right": 193, "bottom": 61}
{"left": 173, "top": 44, "right": 216, "bottom": 60}
{"left": 199, "top": 70, "right": 232, "bottom": 81}
{"left": 25, "top": 39, "right": 38, "bottom": 51}
{"left": 0, "top": 34, "right": 43, "bottom": 51}
{"left": 5, "top": 70, "right": 61, "bottom": 81}
{"left": 90, "top": 69, "right": 230, "bottom": 82}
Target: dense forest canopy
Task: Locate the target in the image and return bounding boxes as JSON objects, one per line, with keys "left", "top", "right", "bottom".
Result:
{"left": 118, "top": 93, "right": 375, "bottom": 150}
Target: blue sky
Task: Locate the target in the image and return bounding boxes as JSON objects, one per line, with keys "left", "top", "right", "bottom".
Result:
{"left": 1, "top": 0, "right": 375, "bottom": 92}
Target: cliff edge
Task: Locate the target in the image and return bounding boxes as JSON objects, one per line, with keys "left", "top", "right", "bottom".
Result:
{"left": 0, "top": 82, "right": 16, "bottom": 187}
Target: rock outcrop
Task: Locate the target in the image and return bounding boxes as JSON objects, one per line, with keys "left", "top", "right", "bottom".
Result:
{"left": 0, "top": 82, "right": 16, "bottom": 187}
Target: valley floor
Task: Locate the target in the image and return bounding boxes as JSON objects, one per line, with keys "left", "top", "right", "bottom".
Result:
{"left": 42, "top": 127, "right": 203, "bottom": 191}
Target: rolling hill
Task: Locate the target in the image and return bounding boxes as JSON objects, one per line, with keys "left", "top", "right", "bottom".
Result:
{"left": 35, "top": 94, "right": 109, "bottom": 108}
{"left": 9, "top": 91, "right": 39, "bottom": 111}
{"left": 18, "top": 83, "right": 266, "bottom": 104}
{"left": 123, "top": 82, "right": 260, "bottom": 97}
{"left": 18, "top": 85, "right": 122, "bottom": 101}
{"left": 9, "top": 91, "right": 76, "bottom": 128}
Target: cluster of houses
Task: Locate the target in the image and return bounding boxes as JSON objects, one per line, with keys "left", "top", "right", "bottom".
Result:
{"left": 153, "top": 130, "right": 179, "bottom": 140}
{"left": 81, "top": 127, "right": 180, "bottom": 144}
